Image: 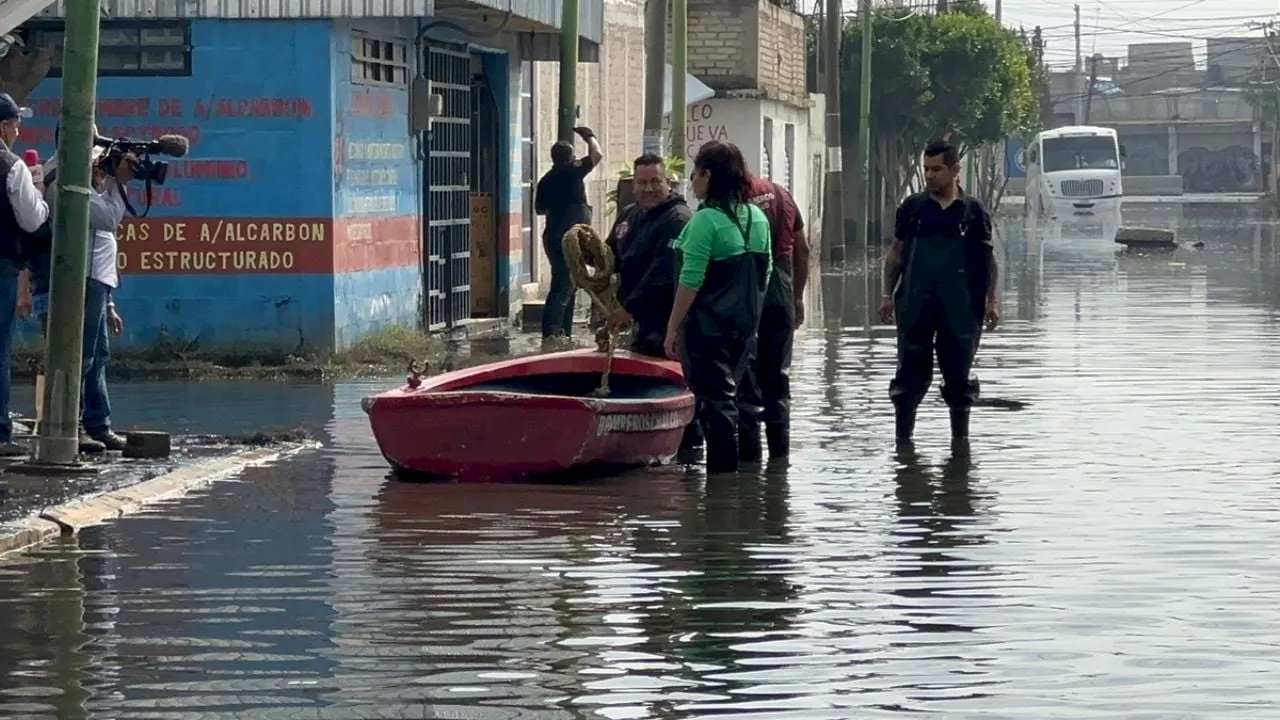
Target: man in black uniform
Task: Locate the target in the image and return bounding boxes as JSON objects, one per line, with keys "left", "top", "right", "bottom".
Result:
{"left": 602, "top": 154, "right": 691, "bottom": 357}
{"left": 535, "top": 126, "right": 603, "bottom": 341}
{"left": 880, "top": 139, "right": 1000, "bottom": 444}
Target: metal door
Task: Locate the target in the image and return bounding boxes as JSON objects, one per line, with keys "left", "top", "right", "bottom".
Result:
{"left": 423, "top": 43, "right": 472, "bottom": 331}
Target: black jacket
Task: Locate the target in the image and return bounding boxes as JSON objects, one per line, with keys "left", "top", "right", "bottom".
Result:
{"left": 606, "top": 194, "right": 692, "bottom": 344}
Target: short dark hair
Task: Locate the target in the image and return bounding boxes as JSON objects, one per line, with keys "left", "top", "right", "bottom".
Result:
{"left": 633, "top": 153, "right": 663, "bottom": 169}
{"left": 693, "top": 141, "right": 750, "bottom": 207}
{"left": 550, "top": 140, "right": 574, "bottom": 166}
{"left": 924, "top": 139, "right": 960, "bottom": 166}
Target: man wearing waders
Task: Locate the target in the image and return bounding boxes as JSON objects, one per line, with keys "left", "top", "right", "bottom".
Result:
{"left": 880, "top": 139, "right": 1000, "bottom": 443}
{"left": 736, "top": 173, "right": 810, "bottom": 461}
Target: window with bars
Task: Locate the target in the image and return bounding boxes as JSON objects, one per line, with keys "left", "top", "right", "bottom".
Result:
{"left": 29, "top": 21, "right": 191, "bottom": 77}
{"left": 520, "top": 61, "right": 537, "bottom": 283}
{"left": 783, "top": 123, "right": 796, "bottom": 191}
{"left": 351, "top": 34, "right": 409, "bottom": 87}
{"left": 762, "top": 117, "right": 774, "bottom": 180}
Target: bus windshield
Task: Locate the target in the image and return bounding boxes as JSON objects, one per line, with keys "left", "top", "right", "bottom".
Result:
{"left": 1041, "top": 136, "right": 1119, "bottom": 173}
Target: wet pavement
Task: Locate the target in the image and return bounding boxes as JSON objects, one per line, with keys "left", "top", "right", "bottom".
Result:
{"left": 3, "top": 203, "right": 1280, "bottom": 718}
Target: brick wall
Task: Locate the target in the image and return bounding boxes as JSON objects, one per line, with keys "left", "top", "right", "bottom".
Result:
{"left": 532, "top": 0, "right": 646, "bottom": 292}
{"left": 685, "top": 0, "right": 808, "bottom": 103}
{"left": 687, "top": 0, "right": 752, "bottom": 89}
{"left": 756, "top": 0, "right": 807, "bottom": 104}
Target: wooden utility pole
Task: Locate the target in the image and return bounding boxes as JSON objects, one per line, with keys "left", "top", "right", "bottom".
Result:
{"left": 1083, "top": 53, "right": 1098, "bottom": 123}
{"left": 642, "top": 0, "right": 667, "bottom": 155}
{"left": 820, "top": 0, "right": 845, "bottom": 262}
{"left": 35, "top": 0, "right": 101, "bottom": 466}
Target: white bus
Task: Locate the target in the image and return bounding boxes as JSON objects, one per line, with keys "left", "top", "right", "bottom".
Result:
{"left": 1024, "top": 126, "right": 1125, "bottom": 237}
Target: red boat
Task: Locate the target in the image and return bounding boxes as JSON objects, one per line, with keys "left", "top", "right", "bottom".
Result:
{"left": 361, "top": 348, "right": 696, "bottom": 482}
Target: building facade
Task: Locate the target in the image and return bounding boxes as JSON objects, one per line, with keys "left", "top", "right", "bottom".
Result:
{"left": 19, "top": 0, "right": 605, "bottom": 353}
{"left": 1034, "top": 39, "right": 1265, "bottom": 196}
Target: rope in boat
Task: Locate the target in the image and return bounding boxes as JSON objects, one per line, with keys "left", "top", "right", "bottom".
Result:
{"left": 562, "top": 222, "right": 622, "bottom": 397}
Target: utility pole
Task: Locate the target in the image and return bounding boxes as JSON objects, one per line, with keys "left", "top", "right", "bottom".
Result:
{"left": 34, "top": 0, "right": 100, "bottom": 466}
{"left": 995, "top": 0, "right": 1001, "bottom": 22}
{"left": 856, "top": 0, "right": 872, "bottom": 263}
{"left": 557, "top": 0, "right": 580, "bottom": 142}
{"left": 820, "top": 0, "right": 845, "bottom": 263}
{"left": 1083, "top": 53, "right": 1098, "bottom": 123}
{"left": 1073, "top": 4, "right": 1082, "bottom": 71}
{"left": 669, "top": 0, "right": 687, "bottom": 179}
{"left": 642, "top": 0, "right": 668, "bottom": 156}
{"left": 1073, "top": 4, "right": 1084, "bottom": 124}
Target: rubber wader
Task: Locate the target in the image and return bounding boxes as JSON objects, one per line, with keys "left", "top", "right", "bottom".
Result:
{"left": 736, "top": 253, "right": 795, "bottom": 460}
{"left": 888, "top": 226, "right": 985, "bottom": 441}
{"left": 678, "top": 209, "right": 769, "bottom": 474}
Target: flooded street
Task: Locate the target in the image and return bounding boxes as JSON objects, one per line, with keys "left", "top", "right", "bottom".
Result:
{"left": 4, "top": 203, "right": 1280, "bottom": 718}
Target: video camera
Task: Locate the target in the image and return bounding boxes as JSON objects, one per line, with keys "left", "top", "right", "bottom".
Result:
{"left": 92, "top": 133, "right": 189, "bottom": 217}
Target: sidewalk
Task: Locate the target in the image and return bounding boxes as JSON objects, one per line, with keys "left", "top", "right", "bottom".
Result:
{"left": 0, "top": 425, "right": 315, "bottom": 558}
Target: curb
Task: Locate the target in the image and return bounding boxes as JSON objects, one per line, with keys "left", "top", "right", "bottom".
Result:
{"left": 0, "top": 441, "right": 318, "bottom": 559}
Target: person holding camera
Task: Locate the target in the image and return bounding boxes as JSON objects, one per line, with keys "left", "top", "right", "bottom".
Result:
{"left": 0, "top": 93, "right": 49, "bottom": 456}
{"left": 37, "top": 123, "right": 133, "bottom": 453}
{"left": 534, "top": 126, "right": 603, "bottom": 343}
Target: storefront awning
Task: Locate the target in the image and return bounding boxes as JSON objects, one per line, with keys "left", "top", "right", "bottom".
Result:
{"left": 664, "top": 65, "right": 714, "bottom": 115}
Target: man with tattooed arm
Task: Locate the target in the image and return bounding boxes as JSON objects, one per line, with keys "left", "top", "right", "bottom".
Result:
{"left": 878, "top": 138, "right": 1000, "bottom": 445}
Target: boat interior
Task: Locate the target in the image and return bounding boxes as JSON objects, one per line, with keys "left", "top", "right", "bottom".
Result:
{"left": 464, "top": 372, "right": 687, "bottom": 399}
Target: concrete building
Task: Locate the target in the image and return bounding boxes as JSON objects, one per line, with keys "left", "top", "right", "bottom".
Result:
{"left": 522, "top": 0, "right": 817, "bottom": 304}
{"left": 18, "top": 0, "right": 607, "bottom": 353}
{"left": 1031, "top": 39, "right": 1265, "bottom": 195}
{"left": 679, "top": 0, "right": 814, "bottom": 220}
{"left": 16, "top": 0, "right": 814, "bottom": 351}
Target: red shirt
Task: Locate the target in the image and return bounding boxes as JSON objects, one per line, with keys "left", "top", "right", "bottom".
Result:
{"left": 746, "top": 175, "right": 803, "bottom": 259}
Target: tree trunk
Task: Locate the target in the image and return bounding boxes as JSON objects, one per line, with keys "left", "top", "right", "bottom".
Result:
{"left": 0, "top": 41, "right": 57, "bottom": 105}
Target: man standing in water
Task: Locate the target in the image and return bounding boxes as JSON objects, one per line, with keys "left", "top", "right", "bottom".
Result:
{"left": 535, "top": 126, "right": 603, "bottom": 344}
{"left": 603, "top": 154, "right": 691, "bottom": 357}
{"left": 880, "top": 139, "right": 999, "bottom": 444}
{"left": 736, "top": 172, "right": 810, "bottom": 462}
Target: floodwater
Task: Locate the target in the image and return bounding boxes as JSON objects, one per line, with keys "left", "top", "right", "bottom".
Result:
{"left": 3, "top": 203, "right": 1280, "bottom": 718}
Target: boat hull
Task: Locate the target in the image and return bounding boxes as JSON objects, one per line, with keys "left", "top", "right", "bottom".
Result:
{"left": 362, "top": 349, "right": 696, "bottom": 482}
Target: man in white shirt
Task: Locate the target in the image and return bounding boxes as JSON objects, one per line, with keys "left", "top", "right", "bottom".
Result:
{"left": 36, "top": 123, "right": 133, "bottom": 453}
{"left": 0, "top": 92, "right": 48, "bottom": 456}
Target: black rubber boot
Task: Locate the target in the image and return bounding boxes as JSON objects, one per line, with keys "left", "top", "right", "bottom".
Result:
{"left": 894, "top": 404, "right": 917, "bottom": 442}
{"left": 949, "top": 406, "right": 970, "bottom": 440}
{"left": 765, "top": 424, "right": 789, "bottom": 459}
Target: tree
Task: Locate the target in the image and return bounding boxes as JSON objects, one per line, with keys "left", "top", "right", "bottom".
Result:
{"left": 0, "top": 29, "right": 57, "bottom": 104}
{"left": 838, "top": 3, "right": 1041, "bottom": 228}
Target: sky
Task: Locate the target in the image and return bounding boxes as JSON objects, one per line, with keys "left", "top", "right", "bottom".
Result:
{"left": 991, "top": 0, "right": 1278, "bottom": 69}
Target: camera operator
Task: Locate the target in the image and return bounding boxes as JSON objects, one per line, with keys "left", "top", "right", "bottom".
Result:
{"left": 0, "top": 92, "right": 48, "bottom": 457}
{"left": 37, "top": 123, "right": 133, "bottom": 454}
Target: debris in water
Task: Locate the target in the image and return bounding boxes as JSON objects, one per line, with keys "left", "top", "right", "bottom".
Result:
{"left": 1115, "top": 226, "right": 1177, "bottom": 250}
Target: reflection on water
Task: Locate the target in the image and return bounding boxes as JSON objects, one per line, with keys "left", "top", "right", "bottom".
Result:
{"left": 6, "top": 204, "right": 1280, "bottom": 716}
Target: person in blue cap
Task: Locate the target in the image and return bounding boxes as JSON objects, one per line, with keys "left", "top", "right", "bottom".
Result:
{"left": 0, "top": 92, "right": 48, "bottom": 456}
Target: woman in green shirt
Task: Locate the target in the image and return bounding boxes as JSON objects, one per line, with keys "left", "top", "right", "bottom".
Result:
{"left": 664, "top": 141, "right": 773, "bottom": 474}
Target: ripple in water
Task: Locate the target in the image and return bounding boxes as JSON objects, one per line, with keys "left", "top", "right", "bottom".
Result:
{"left": 4, "top": 213, "right": 1280, "bottom": 717}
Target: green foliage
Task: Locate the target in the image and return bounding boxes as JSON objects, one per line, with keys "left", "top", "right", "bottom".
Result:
{"left": 603, "top": 155, "right": 685, "bottom": 219}
{"left": 839, "top": 6, "right": 1041, "bottom": 156}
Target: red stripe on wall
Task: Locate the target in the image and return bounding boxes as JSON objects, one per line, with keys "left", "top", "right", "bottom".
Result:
{"left": 333, "top": 215, "right": 420, "bottom": 273}
{"left": 500, "top": 212, "right": 521, "bottom": 253}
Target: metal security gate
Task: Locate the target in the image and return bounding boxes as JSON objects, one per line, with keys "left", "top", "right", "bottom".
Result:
{"left": 424, "top": 43, "right": 472, "bottom": 331}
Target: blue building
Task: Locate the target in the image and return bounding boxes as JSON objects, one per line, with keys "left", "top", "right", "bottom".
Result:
{"left": 20, "top": 0, "right": 603, "bottom": 353}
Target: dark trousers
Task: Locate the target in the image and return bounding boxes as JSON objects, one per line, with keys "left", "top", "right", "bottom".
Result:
{"left": 0, "top": 261, "right": 19, "bottom": 443}
{"left": 736, "top": 257, "right": 795, "bottom": 459}
{"left": 889, "top": 292, "right": 982, "bottom": 412}
{"left": 80, "top": 279, "right": 113, "bottom": 435}
{"left": 541, "top": 231, "right": 576, "bottom": 338}
{"left": 540, "top": 206, "right": 590, "bottom": 339}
